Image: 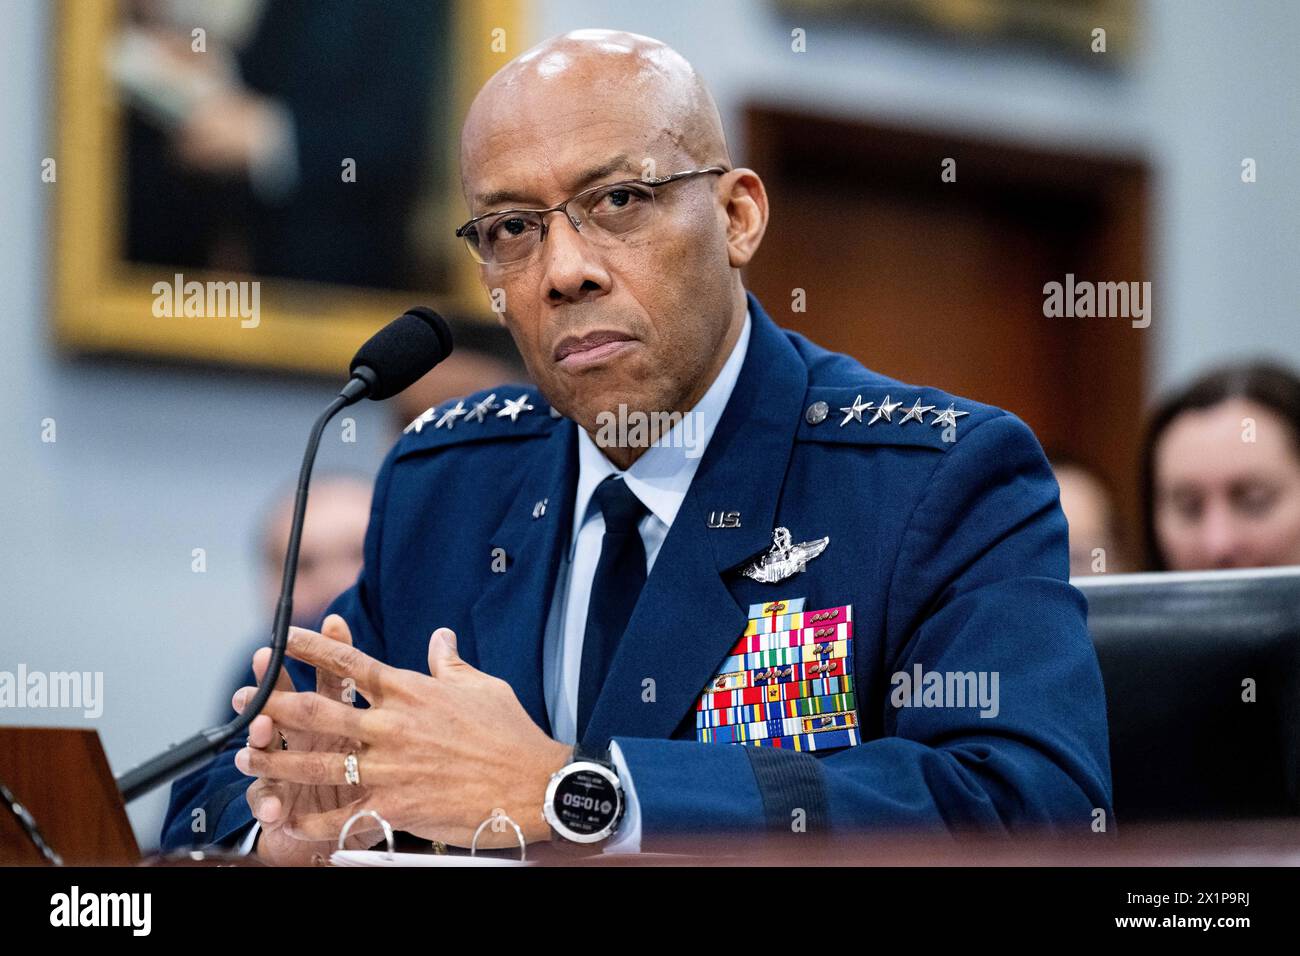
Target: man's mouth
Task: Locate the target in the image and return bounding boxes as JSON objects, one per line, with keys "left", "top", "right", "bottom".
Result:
{"left": 553, "top": 330, "right": 638, "bottom": 369}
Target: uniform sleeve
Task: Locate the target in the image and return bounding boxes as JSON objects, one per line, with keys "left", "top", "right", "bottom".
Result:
{"left": 159, "top": 714, "right": 265, "bottom": 851}
{"left": 612, "top": 412, "right": 1114, "bottom": 846}
{"left": 157, "top": 448, "right": 399, "bottom": 851}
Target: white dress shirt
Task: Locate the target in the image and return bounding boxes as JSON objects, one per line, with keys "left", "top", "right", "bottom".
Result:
{"left": 240, "top": 308, "right": 752, "bottom": 857}
{"left": 543, "top": 309, "right": 751, "bottom": 853}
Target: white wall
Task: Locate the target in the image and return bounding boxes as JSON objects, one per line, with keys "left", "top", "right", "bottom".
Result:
{"left": 1142, "top": 0, "right": 1300, "bottom": 387}
{"left": 1, "top": 0, "right": 1296, "bottom": 850}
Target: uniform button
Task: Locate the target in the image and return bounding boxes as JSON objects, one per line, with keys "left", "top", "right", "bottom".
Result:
{"left": 805, "top": 401, "right": 829, "bottom": 425}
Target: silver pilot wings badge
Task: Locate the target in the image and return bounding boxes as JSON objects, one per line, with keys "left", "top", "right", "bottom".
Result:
{"left": 741, "top": 526, "right": 829, "bottom": 584}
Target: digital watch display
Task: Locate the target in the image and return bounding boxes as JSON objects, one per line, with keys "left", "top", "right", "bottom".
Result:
{"left": 543, "top": 757, "right": 624, "bottom": 844}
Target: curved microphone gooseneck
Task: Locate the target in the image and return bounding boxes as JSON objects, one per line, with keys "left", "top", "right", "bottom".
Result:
{"left": 116, "top": 307, "right": 453, "bottom": 803}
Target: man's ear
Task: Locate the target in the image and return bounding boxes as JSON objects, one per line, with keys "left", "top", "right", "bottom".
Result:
{"left": 722, "top": 168, "right": 769, "bottom": 269}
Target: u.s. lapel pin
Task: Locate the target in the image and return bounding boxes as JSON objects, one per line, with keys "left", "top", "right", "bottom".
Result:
{"left": 707, "top": 510, "right": 741, "bottom": 528}
{"left": 741, "top": 526, "right": 829, "bottom": 584}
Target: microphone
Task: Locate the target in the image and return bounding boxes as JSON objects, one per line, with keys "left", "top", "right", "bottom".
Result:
{"left": 342, "top": 305, "right": 455, "bottom": 403}
{"left": 116, "top": 308, "right": 453, "bottom": 803}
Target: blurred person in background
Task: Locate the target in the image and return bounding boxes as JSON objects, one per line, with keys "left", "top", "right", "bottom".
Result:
{"left": 207, "top": 473, "right": 372, "bottom": 724}
{"left": 1141, "top": 361, "right": 1300, "bottom": 571}
{"left": 255, "top": 473, "right": 372, "bottom": 627}
{"left": 1047, "top": 453, "right": 1132, "bottom": 577}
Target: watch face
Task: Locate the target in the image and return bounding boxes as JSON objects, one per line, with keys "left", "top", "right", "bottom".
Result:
{"left": 547, "top": 762, "right": 621, "bottom": 842}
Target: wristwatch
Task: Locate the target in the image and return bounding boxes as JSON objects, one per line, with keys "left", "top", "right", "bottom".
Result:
{"left": 543, "top": 743, "right": 624, "bottom": 846}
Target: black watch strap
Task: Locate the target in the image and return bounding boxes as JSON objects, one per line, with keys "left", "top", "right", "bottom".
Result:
{"left": 572, "top": 741, "right": 612, "bottom": 767}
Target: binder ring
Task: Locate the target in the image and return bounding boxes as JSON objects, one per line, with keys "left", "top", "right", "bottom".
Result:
{"left": 470, "top": 811, "right": 527, "bottom": 862}
{"left": 338, "top": 808, "right": 395, "bottom": 861}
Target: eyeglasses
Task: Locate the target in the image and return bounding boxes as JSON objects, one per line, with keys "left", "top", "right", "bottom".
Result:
{"left": 455, "top": 166, "right": 728, "bottom": 265}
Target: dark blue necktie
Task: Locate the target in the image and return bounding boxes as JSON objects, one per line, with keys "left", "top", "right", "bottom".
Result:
{"left": 576, "top": 476, "right": 649, "bottom": 739}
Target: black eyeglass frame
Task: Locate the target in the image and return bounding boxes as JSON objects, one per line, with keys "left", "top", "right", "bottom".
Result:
{"left": 454, "top": 165, "right": 730, "bottom": 263}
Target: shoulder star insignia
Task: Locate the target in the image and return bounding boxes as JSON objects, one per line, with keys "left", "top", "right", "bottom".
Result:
{"left": 464, "top": 392, "right": 499, "bottom": 424}
{"left": 403, "top": 407, "right": 437, "bottom": 435}
{"left": 897, "top": 399, "right": 935, "bottom": 425}
{"left": 497, "top": 393, "right": 535, "bottom": 422}
{"left": 868, "top": 394, "right": 902, "bottom": 425}
{"left": 742, "top": 526, "right": 830, "bottom": 584}
{"left": 930, "top": 404, "right": 970, "bottom": 428}
{"left": 435, "top": 400, "right": 467, "bottom": 429}
{"left": 838, "top": 394, "right": 874, "bottom": 426}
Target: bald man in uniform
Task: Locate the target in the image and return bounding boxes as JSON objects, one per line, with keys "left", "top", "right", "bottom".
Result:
{"left": 161, "top": 29, "right": 1113, "bottom": 863}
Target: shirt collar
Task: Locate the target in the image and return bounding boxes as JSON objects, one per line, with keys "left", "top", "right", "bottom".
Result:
{"left": 571, "top": 306, "right": 753, "bottom": 553}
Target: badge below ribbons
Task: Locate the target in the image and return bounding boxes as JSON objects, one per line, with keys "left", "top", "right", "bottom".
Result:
{"left": 696, "top": 598, "right": 858, "bottom": 752}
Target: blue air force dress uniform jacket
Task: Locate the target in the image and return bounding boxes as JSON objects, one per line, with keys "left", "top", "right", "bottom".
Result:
{"left": 161, "top": 291, "right": 1112, "bottom": 850}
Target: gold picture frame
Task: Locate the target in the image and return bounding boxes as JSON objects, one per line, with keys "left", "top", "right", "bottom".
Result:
{"left": 778, "top": 0, "right": 1135, "bottom": 60}
{"left": 52, "top": 0, "right": 524, "bottom": 375}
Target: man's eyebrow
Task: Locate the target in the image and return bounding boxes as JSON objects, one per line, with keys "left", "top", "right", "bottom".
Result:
{"left": 472, "top": 156, "right": 638, "bottom": 211}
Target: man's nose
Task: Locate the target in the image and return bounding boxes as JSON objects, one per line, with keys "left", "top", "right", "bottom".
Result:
{"left": 539, "top": 215, "right": 611, "bottom": 303}
{"left": 1198, "top": 504, "right": 1249, "bottom": 569}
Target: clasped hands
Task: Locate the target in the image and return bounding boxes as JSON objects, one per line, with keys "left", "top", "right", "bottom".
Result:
{"left": 232, "top": 614, "right": 571, "bottom": 865}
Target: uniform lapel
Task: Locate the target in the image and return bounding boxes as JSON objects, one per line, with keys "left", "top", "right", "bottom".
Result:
{"left": 470, "top": 421, "right": 578, "bottom": 736}
{"left": 582, "top": 294, "right": 809, "bottom": 749}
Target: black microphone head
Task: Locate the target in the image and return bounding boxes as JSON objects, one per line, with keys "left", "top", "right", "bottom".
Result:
{"left": 349, "top": 307, "right": 454, "bottom": 400}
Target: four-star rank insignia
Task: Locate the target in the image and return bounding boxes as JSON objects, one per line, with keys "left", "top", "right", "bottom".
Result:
{"left": 696, "top": 598, "right": 859, "bottom": 753}
{"left": 403, "top": 391, "right": 539, "bottom": 435}
{"left": 741, "top": 527, "right": 829, "bottom": 584}
{"left": 828, "top": 393, "right": 966, "bottom": 431}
